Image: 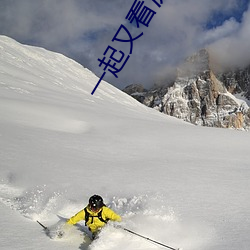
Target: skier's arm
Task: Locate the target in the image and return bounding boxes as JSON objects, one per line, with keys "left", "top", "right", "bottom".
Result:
{"left": 67, "top": 209, "right": 85, "bottom": 225}
{"left": 104, "top": 207, "right": 122, "bottom": 222}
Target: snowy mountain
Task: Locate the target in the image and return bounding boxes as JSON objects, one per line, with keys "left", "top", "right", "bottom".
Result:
{"left": 0, "top": 36, "right": 250, "bottom": 250}
{"left": 124, "top": 49, "right": 250, "bottom": 130}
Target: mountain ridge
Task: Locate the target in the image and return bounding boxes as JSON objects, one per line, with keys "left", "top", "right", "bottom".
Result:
{"left": 123, "top": 49, "right": 250, "bottom": 130}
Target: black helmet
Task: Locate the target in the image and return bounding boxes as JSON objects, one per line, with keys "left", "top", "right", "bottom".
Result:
{"left": 89, "top": 195, "right": 104, "bottom": 210}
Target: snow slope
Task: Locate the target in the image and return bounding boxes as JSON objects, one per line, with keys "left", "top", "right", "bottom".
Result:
{"left": 0, "top": 35, "right": 250, "bottom": 250}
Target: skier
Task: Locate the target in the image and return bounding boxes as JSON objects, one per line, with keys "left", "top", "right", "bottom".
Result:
{"left": 66, "top": 194, "right": 121, "bottom": 239}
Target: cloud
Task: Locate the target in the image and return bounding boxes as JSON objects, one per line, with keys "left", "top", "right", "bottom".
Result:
{"left": 209, "top": 4, "right": 250, "bottom": 69}
{"left": 0, "top": 1, "right": 123, "bottom": 45}
{"left": 200, "top": 18, "right": 240, "bottom": 45}
{"left": 0, "top": 0, "right": 249, "bottom": 89}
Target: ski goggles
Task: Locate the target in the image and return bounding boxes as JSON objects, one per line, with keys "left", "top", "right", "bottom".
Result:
{"left": 90, "top": 205, "right": 101, "bottom": 212}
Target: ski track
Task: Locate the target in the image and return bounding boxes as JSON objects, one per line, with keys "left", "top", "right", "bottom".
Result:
{"left": 0, "top": 181, "right": 212, "bottom": 250}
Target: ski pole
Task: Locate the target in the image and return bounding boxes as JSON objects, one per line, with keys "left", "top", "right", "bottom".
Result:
{"left": 122, "top": 227, "right": 180, "bottom": 250}
{"left": 37, "top": 220, "right": 48, "bottom": 231}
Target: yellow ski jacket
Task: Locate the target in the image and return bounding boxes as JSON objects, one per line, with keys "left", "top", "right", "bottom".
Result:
{"left": 67, "top": 206, "right": 121, "bottom": 233}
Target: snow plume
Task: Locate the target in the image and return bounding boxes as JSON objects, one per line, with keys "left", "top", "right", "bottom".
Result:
{"left": 0, "top": 181, "right": 213, "bottom": 250}
{"left": 0, "top": 182, "right": 64, "bottom": 221}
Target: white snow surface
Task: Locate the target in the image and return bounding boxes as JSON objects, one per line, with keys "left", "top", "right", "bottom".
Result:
{"left": 0, "top": 35, "right": 250, "bottom": 250}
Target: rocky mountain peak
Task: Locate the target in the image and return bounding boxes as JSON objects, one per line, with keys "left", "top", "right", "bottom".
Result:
{"left": 177, "top": 49, "right": 210, "bottom": 78}
{"left": 123, "top": 49, "right": 250, "bottom": 130}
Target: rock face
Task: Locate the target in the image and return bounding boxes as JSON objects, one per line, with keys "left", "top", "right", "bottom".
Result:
{"left": 124, "top": 49, "right": 250, "bottom": 130}
{"left": 123, "top": 84, "right": 148, "bottom": 103}
{"left": 218, "top": 66, "right": 250, "bottom": 100}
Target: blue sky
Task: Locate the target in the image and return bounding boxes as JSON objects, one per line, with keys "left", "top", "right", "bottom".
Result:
{"left": 206, "top": 0, "right": 249, "bottom": 28}
{"left": 0, "top": 0, "right": 249, "bottom": 89}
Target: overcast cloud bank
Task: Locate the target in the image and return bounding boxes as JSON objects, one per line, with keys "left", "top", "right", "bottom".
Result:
{"left": 0, "top": 0, "right": 249, "bottom": 89}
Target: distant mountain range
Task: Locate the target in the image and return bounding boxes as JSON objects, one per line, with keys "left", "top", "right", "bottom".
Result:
{"left": 123, "top": 49, "right": 250, "bottom": 130}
